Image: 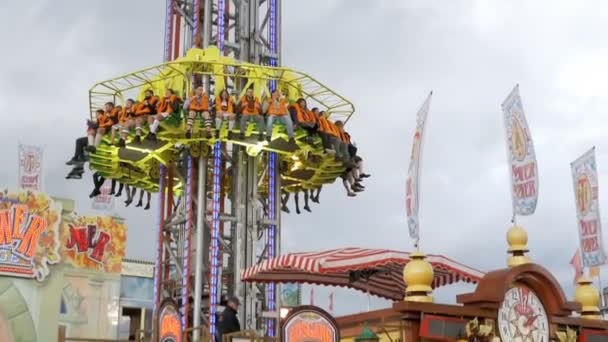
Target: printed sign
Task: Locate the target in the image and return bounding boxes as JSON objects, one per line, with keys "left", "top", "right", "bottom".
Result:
{"left": 502, "top": 85, "right": 539, "bottom": 216}
{"left": 0, "top": 190, "right": 61, "bottom": 281}
{"left": 159, "top": 300, "right": 182, "bottom": 342}
{"left": 281, "top": 283, "right": 301, "bottom": 307}
{"left": 283, "top": 306, "right": 339, "bottom": 342}
{"left": 18, "top": 144, "right": 44, "bottom": 191}
{"left": 92, "top": 180, "right": 114, "bottom": 211}
{"left": 406, "top": 92, "right": 432, "bottom": 245}
{"left": 571, "top": 148, "right": 606, "bottom": 267}
{"left": 60, "top": 216, "right": 127, "bottom": 273}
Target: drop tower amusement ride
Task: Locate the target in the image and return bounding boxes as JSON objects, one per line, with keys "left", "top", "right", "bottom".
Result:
{"left": 85, "top": 0, "right": 356, "bottom": 340}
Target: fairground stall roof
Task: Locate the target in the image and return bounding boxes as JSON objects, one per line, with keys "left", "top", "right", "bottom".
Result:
{"left": 241, "top": 248, "right": 484, "bottom": 301}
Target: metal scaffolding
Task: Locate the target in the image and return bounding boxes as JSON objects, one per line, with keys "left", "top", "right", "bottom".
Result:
{"left": 153, "top": 0, "right": 283, "bottom": 340}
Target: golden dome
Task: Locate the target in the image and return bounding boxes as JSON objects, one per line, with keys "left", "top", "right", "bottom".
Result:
{"left": 574, "top": 276, "right": 601, "bottom": 319}
{"left": 507, "top": 225, "right": 529, "bottom": 252}
{"left": 403, "top": 252, "right": 434, "bottom": 302}
{"left": 506, "top": 225, "right": 531, "bottom": 267}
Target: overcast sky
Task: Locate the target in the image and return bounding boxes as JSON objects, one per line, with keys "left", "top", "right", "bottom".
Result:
{"left": 2, "top": 0, "right": 608, "bottom": 316}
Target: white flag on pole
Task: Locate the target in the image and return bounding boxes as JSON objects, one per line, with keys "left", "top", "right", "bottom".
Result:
{"left": 502, "top": 85, "right": 539, "bottom": 216}
{"left": 18, "top": 144, "right": 44, "bottom": 191}
{"left": 571, "top": 147, "right": 606, "bottom": 267}
{"left": 406, "top": 92, "right": 432, "bottom": 246}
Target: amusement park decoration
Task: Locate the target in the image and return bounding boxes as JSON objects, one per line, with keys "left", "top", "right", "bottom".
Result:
{"left": 282, "top": 306, "right": 339, "bottom": 342}
{"left": 332, "top": 225, "right": 608, "bottom": 341}
{"left": 0, "top": 190, "right": 61, "bottom": 281}
{"left": 159, "top": 299, "right": 182, "bottom": 342}
{"left": 18, "top": 144, "right": 44, "bottom": 191}
{"left": 502, "top": 84, "right": 539, "bottom": 218}
{"left": 354, "top": 323, "right": 379, "bottom": 342}
{"left": 571, "top": 147, "right": 607, "bottom": 267}
{"left": 405, "top": 92, "right": 432, "bottom": 246}
{"left": 60, "top": 215, "right": 127, "bottom": 273}
{"left": 241, "top": 247, "right": 484, "bottom": 301}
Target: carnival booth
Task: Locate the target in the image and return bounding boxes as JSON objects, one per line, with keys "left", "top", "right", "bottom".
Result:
{"left": 0, "top": 190, "right": 127, "bottom": 341}
{"left": 249, "top": 226, "right": 608, "bottom": 342}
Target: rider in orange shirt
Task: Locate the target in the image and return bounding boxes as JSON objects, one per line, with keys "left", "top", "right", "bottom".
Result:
{"left": 264, "top": 89, "right": 294, "bottom": 142}
{"left": 237, "top": 87, "right": 265, "bottom": 141}
{"left": 184, "top": 85, "right": 211, "bottom": 138}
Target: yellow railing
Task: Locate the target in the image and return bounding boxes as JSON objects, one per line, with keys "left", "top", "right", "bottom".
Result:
{"left": 89, "top": 46, "right": 355, "bottom": 124}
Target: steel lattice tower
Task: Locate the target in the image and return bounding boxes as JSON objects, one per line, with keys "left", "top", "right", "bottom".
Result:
{"left": 154, "top": 0, "right": 283, "bottom": 341}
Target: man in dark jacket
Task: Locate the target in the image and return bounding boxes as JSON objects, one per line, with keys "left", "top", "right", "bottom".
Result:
{"left": 217, "top": 297, "right": 241, "bottom": 341}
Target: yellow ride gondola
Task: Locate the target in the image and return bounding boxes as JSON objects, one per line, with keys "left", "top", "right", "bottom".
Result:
{"left": 86, "top": 46, "right": 356, "bottom": 194}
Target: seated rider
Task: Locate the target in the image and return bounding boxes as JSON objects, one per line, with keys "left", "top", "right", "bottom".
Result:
{"left": 147, "top": 89, "right": 181, "bottom": 141}
{"left": 317, "top": 111, "right": 342, "bottom": 156}
{"left": 184, "top": 85, "right": 211, "bottom": 139}
{"left": 237, "top": 87, "right": 265, "bottom": 141}
{"left": 290, "top": 98, "right": 317, "bottom": 142}
{"left": 114, "top": 99, "right": 136, "bottom": 147}
{"left": 264, "top": 89, "right": 294, "bottom": 142}
{"left": 214, "top": 89, "right": 236, "bottom": 134}
{"left": 87, "top": 105, "right": 114, "bottom": 153}
{"left": 334, "top": 120, "right": 352, "bottom": 163}
{"left": 132, "top": 89, "right": 159, "bottom": 143}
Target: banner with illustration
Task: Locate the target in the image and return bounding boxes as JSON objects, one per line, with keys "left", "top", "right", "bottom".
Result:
{"left": 502, "top": 85, "right": 539, "bottom": 216}
{"left": 571, "top": 148, "right": 607, "bottom": 267}
{"left": 60, "top": 216, "right": 127, "bottom": 273}
{"left": 406, "top": 92, "right": 432, "bottom": 246}
{"left": 18, "top": 144, "right": 44, "bottom": 191}
{"left": 0, "top": 190, "right": 61, "bottom": 281}
{"left": 92, "top": 180, "right": 115, "bottom": 211}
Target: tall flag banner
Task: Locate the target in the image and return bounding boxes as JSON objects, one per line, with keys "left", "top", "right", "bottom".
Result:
{"left": 571, "top": 147, "right": 607, "bottom": 267}
{"left": 570, "top": 249, "right": 583, "bottom": 284}
{"left": 501, "top": 85, "right": 538, "bottom": 217}
{"left": 92, "top": 180, "right": 115, "bottom": 211}
{"left": 18, "top": 144, "right": 44, "bottom": 191}
{"left": 406, "top": 92, "right": 432, "bottom": 246}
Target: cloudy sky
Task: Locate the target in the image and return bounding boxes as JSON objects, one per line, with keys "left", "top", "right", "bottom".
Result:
{"left": 2, "top": 0, "right": 608, "bottom": 316}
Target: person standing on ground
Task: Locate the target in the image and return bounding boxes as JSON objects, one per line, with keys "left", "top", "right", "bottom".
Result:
{"left": 217, "top": 297, "right": 241, "bottom": 342}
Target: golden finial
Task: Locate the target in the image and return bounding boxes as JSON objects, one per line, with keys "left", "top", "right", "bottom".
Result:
{"left": 507, "top": 225, "right": 530, "bottom": 267}
{"left": 403, "top": 251, "right": 434, "bottom": 302}
{"left": 574, "top": 276, "right": 601, "bottom": 319}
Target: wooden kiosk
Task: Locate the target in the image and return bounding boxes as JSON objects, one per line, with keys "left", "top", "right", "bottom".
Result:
{"left": 336, "top": 225, "right": 608, "bottom": 341}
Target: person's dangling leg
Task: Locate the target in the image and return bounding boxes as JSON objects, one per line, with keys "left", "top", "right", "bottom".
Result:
{"left": 281, "top": 191, "right": 290, "bottom": 213}
{"left": 125, "top": 185, "right": 133, "bottom": 206}
{"left": 144, "top": 191, "right": 151, "bottom": 210}
{"left": 115, "top": 183, "right": 124, "bottom": 197}
{"left": 136, "top": 188, "right": 144, "bottom": 207}
{"left": 110, "top": 179, "right": 117, "bottom": 195}
{"left": 266, "top": 116, "right": 275, "bottom": 142}
{"left": 294, "top": 191, "right": 301, "bottom": 214}
{"left": 280, "top": 116, "right": 295, "bottom": 141}
{"left": 312, "top": 186, "right": 322, "bottom": 203}
{"left": 215, "top": 113, "right": 223, "bottom": 131}
{"left": 227, "top": 113, "right": 236, "bottom": 131}
{"left": 133, "top": 117, "right": 145, "bottom": 143}
{"left": 186, "top": 111, "right": 196, "bottom": 138}
{"left": 202, "top": 111, "right": 213, "bottom": 138}
{"left": 254, "top": 115, "right": 265, "bottom": 141}
{"left": 239, "top": 115, "right": 248, "bottom": 139}
{"left": 303, "top": 189, "right": 311, "bottom": 212}
{"left": 90, "top": 172, "right": 104, "bottom": 198}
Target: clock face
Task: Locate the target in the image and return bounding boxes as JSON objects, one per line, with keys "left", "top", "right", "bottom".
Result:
{"left": 498, "top": 286, "right": 549, "bottom": 342}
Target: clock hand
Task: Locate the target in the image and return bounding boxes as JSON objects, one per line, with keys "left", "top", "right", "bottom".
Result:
{"left": 525, "top": 314, "right": 538, "bottom": 328}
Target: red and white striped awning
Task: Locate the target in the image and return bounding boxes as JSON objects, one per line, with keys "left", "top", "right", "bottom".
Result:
{"left": 241, "top": 248, "right": 484, "bottom": 301}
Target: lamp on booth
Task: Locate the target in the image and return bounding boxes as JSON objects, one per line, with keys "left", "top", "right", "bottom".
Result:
{"left": 574, "top": 276, "right": 601, "bottom": 320}
{"left": 403, "top": 252, "right": 434, "bottom": 302}
{"left": 506, "top": 225, "right": 531, "bottom": 268}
